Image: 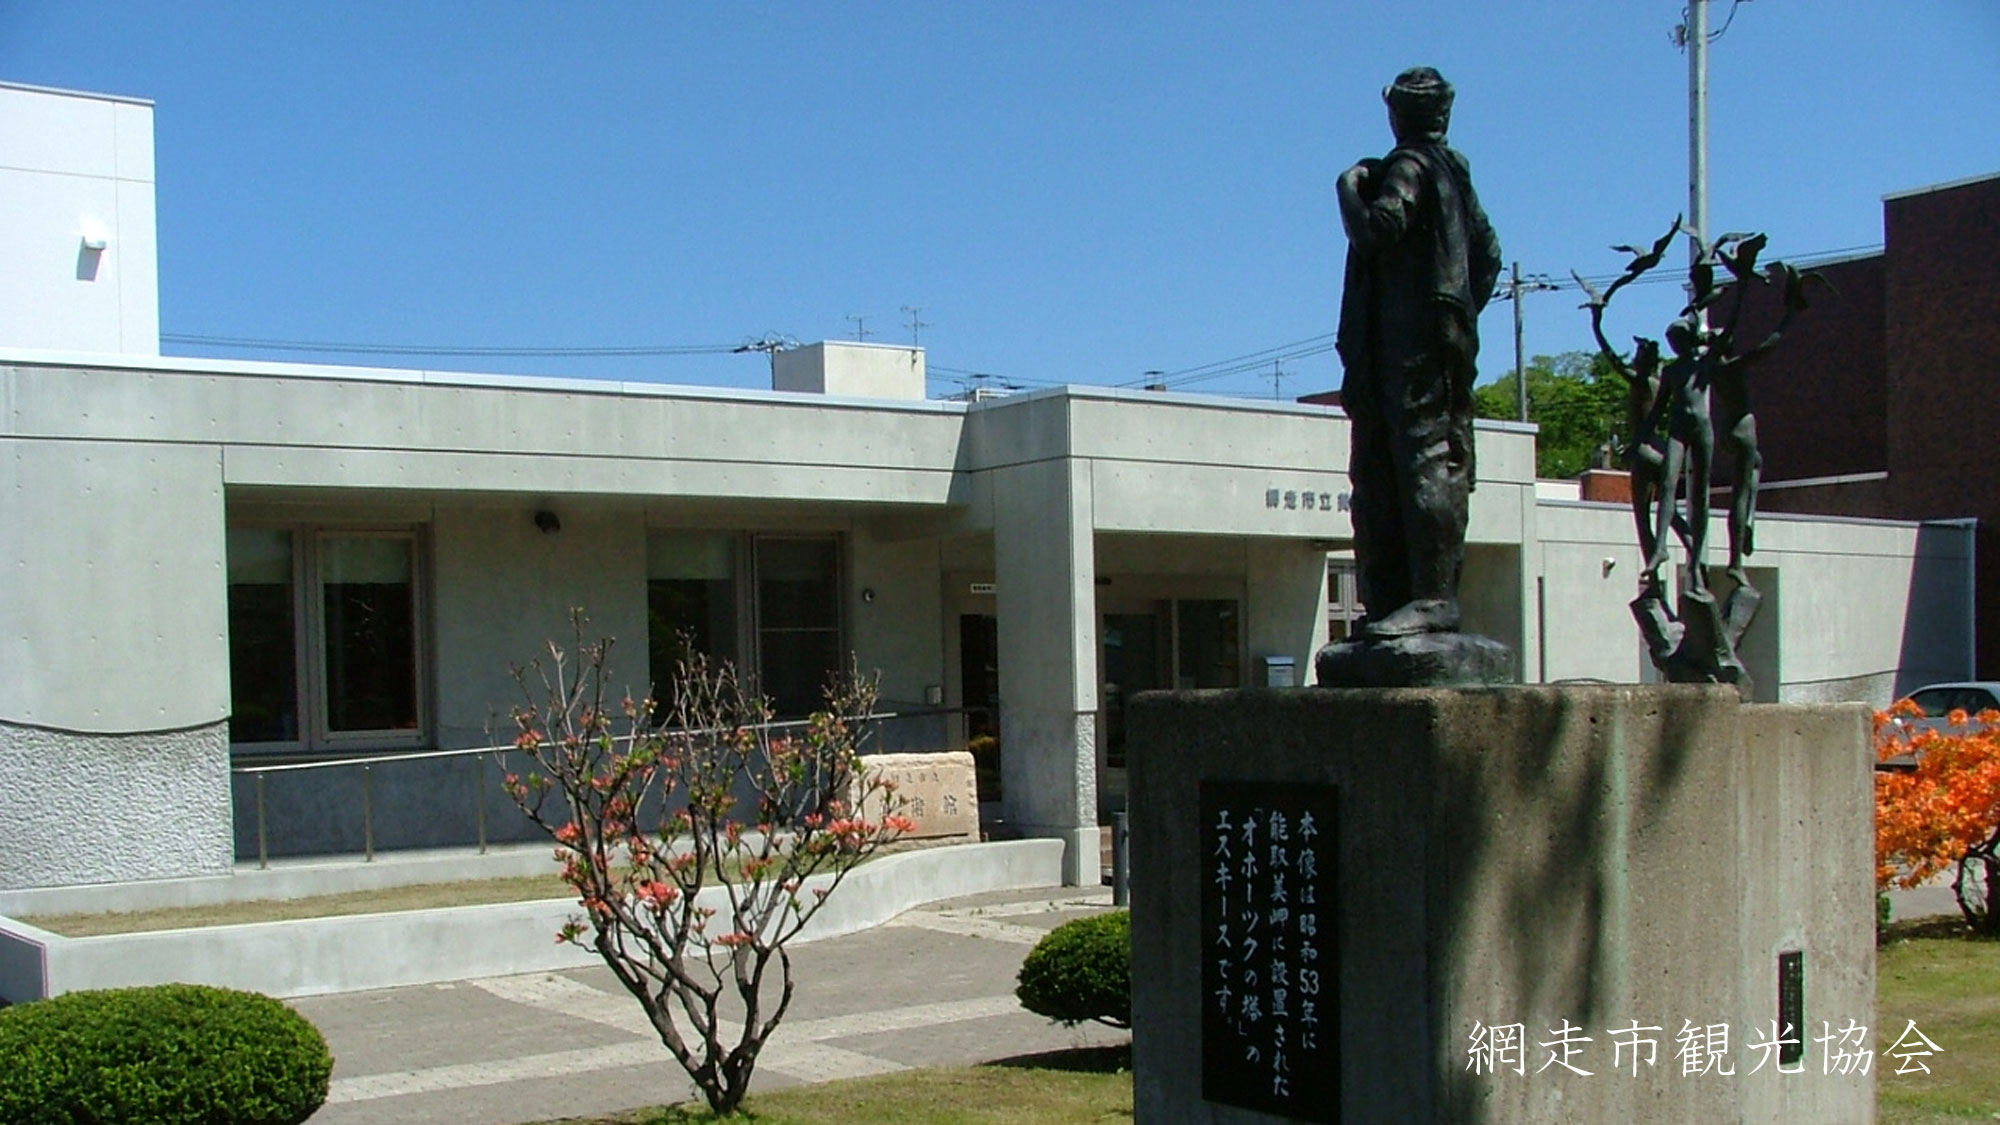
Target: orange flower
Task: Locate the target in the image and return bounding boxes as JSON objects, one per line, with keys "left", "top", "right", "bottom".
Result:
{"left": 1876, "top": 706, "right": 2000, "bottom": 892}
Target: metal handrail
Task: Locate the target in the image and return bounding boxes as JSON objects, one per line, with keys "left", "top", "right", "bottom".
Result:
{"left": 234, "top": 706, "right": 989, "bottom": 869}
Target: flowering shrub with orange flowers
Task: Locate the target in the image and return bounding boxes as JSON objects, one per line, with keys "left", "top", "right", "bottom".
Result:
{"left": 502, "top": 614, "right": 910, "bottom": 1115}
{"left": 1875, "top": 699, "right": 2000, "bottom": 933}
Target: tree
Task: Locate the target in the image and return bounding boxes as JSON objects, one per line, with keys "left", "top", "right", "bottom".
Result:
{"left": 1875, "top": 701, "right": 2000, "bottom": 933}
{"left": 502, "top": 617, "right": 912, "bottom": 1114}
{"left": 1473, "top": 350, "right": 1629, "bottom": 480}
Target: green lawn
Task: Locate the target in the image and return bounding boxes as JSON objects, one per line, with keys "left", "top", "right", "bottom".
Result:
{"left": 1877, "top": 916, "right": 2000, "bottom": 1123}
{"left": 18, "top": 842, "right": 937, "bottom": 937}
{"left": 534, "top": 1046, "right": 1133, "bottom": 1125}
{"left": 530, "top": 920, "right": 2000, "bottom": 1125}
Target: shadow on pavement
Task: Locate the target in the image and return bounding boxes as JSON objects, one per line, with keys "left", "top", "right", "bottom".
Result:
{"left": 983, "top": 1042, "right": 1131, "bottom": 1074}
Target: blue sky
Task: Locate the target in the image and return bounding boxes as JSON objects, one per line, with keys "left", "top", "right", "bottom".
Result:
{"left": 4, "top": 3, "right": 1996, "bottom": 399}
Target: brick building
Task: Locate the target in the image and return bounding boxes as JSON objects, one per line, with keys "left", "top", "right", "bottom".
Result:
{"left": 1746, "top": 172, "right": 2000, "bottom": 674}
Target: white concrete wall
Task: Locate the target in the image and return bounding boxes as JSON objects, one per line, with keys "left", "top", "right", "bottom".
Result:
{"left": 847, "top": 528, "right": 946, "bottom": 708}
{"left": 0, "top": 438, "right": 228, "bottom": 730}
{"left": 0, "top": 347, "right": 1966, "bottom": 890}
{"left": 1245, "top": 539, "right": 1332, "bottom": 684}
{"left": 0, "top": 84, "right": 158, "bottom": 355}
{"left": 772, "top": 341, "right": 926, "bottom": 401}
{"left": 431, "top": 504, "right": 650, "bottom": 748}
{"left": 3, "top": 358, "right": 966, "bottom": 507}
{"left": 1459, "top": 543, "right": 1525, "bottom": 659}
{"left": 1534, "top": 500, "right": 1973, "bottom": 704}
{"left": 0, "top": 839, "right": 1064, "bottom": 1002}
{"left": 992, "top": 456, "right": 1099, "bottom": 882}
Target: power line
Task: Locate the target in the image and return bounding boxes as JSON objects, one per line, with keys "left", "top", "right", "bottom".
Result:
{"left": 162, "top": 333, "right": 740, "bottom": 358}
{"left": 1111, "top": 332, "right": 1340, "bottom": 393}
{"left": 157, "top": 235, "right": 1881, "bottom": 388}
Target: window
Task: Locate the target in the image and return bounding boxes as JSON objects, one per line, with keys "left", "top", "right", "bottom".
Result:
{"left": 1327, "top": 559, "right": 1361, "bottom": 642}
{"left": 647, "top": 531, "right": 739, "bottom": 707}
{"left": 646, "top": 532, "right": 843, "bottom": 720}
{"left": 227, "top": 527, "right": 426, "bottom": 751}
{"left": 756, "top": 538, "right": 842, "bottom": 718}
{"left": 1175, "top": 599, "right": 1241, "bottom": 690}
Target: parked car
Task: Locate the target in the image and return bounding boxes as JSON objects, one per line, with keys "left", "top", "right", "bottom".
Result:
{"left": 1879, "top": 682, "right": 2000, "bottom": 772}
{"left": 1900, "top": 682, "right": 2000, "bottom": 730}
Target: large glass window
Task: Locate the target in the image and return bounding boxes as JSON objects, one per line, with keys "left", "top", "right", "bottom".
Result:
{"left": 645, "top": 532, "right": 844, "bottom": 721}
{"left": 226, "top": 529, "right": 299, "bottom": 743}
{"left": 319, "top": 535, "right": 420, "bottom": 735}
{"left": 756, "top": 537, "right": 842, "bottom": 718}
{"left": 226, "top": 526, "right": 426, "bottom": 752}
{"left": 647, "top": 532, "right": 739, "bottom": 702}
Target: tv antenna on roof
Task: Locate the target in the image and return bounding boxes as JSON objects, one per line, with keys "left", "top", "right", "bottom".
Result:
{"left": 901, "top": 305, "right": 932, "bottom": 348}
{"left": 844, "top": 314, "right": 873, "bottom": 342}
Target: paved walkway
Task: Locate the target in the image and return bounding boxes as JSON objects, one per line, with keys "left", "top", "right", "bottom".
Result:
{"left": 296, "top": 886, "right": 1123, "bottom": 1124}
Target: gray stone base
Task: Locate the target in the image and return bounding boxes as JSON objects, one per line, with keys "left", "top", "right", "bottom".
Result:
{"left": 1314, "top": 631, "right": 1514, "bottom": 687}
{"left": 1, "top": 720, "right": 233, "bottom": 890}
{"left": 1127, "top": 685, "right": 1874, "bottom": 1124}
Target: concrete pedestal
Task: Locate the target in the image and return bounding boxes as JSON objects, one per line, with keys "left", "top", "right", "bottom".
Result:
{"left": 1128, "top": 685, "right": 1874, "bottom": 1124}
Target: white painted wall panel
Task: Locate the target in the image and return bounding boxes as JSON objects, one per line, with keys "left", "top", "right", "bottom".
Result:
{"left": 112, "top": 99, "right": 156, "bottom": 181}
{"left": 112, "top": 176, "right": 159, "bottom": 352}
{"left": 0, "top": 173, "right": 125, "bottom": 353}
{"left": 0, "top": 85, "right": 119, "bottom": 177}
{"left": 0, "top": 86, "right": 157, "bottom": 356}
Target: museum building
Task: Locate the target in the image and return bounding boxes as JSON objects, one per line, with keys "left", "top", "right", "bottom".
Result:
{"left": 0, "top": 82, "right": 1975, "bottom": 894}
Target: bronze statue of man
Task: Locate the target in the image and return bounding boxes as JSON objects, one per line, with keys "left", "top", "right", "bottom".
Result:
{"left": 1335, "top": 67, "right": 1502, "bottom": 639}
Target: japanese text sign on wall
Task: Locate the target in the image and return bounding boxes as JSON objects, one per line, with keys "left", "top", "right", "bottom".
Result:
{"left": 1199, "top": 780, "right": 1339, "bottom": 1121}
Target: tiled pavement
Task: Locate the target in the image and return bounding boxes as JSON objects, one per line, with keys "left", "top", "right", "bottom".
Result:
{"left": 296, "top": 886, "right": 1124, "bottom": 1124}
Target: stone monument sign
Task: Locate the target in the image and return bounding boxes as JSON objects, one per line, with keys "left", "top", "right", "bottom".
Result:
{"left": 851, "top": 751, "right": 978, "bottom": 840}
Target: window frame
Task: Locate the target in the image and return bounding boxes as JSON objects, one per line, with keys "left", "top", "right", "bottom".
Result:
{"left": 645, "top": 530, "right": 846, "bottom": 720}
{"left": 751, "top": 533, "right": 846, "bottom": 718}
{"left": 227, "top": 523, "right": 430, "bottom": 756}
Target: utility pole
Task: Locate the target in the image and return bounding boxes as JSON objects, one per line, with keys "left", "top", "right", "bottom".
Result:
{"left": 1502, "top": 262, "right": 1559, "bottom": 423}
{"left": 732, "top": 334, "right": 793, "bottom": 381}
{"left": 1512, "top": 262, "right": 1528, "bottom": 423}
{"left": 1686, "top": 0, "right": 1710, "bottom": 330}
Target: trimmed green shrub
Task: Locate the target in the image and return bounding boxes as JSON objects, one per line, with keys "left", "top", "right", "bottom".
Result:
{"left": 1016, "top": 909, "right": 1130, "bottom": 1029}
{"left": 0, "top": 983, "right": 332, "bottom": 1125}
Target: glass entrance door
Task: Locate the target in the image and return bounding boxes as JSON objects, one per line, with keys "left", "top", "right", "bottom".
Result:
{"left": 1102, "top": 607, "right": 1170, "bottom": 770}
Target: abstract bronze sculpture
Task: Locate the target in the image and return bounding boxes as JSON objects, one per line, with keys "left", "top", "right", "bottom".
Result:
{"left": 1578, "top": 219, "right": 1813, "bottom": 688}
{"left": 1316, "top": 67, "right": 1509, "bottom": 687}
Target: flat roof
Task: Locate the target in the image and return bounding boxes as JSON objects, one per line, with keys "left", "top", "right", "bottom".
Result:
{"left": 0, "top": 345, "right": 1368, "bottom": 421}
{"left": 0, "top": 79, "right": 153, "bottom": 107}
{"left": 1883, "top": 170, "right": 2000, "bottom": 202}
